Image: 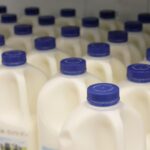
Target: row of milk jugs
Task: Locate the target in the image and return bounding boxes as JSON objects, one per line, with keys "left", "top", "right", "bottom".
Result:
{"left": 0, "top": 6, "right": 150, "bottom": 150}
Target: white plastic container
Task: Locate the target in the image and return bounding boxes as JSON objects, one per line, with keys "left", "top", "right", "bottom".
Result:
{"left": 6, "top": 24, "right": 34, "bottom": 53}
{"left": 124, "top": 21, "right": 148, "bottom": 57}
{"left": 57, "top": 26, "right": 87, "bottom": 56}
{"left": 59, "top": 83, "right": 146, "bottom": 150}
{"left": 0, "top": 14, "right": 17, "bottom": 39}
{"left": 120, "top": 64, "right": 150, "bottom": 150}
{"left": 38, "top": 58, "right": 100, "bottom": 150}
{"left": 56, "top": 8, "right": 79, "bottom": 27}
{"left": 33, "top": 15, "right": 58, "bottom": 37}
{"left": 99, "top": 10, "right": 123, "bottom": 31}
{"left": 19, "top": 7, "right": 40, "bottom": 26}
{"left": 108, "top": 30, "right": 142, "bottom": 66}
{"left": 81, "top": 17, "right": 107, "bottom": 44}
{"left": 138, "top": 13, "right": 150, "bottom": 35}
{"left": 0, "top": 50, "right": 47, "bottom": 150}
{"left": 28, "top": 36, "right": 68, "bottom": 78}
{"left": 84, "top": 43, "right": 126, "bottom": 83}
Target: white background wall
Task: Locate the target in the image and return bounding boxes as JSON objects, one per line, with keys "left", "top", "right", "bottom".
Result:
{"left": 0, "top": 0, "right": 148, "bottom": 20}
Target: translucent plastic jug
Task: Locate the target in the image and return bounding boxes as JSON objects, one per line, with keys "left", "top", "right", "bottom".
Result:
{"left": 6, "top": 24, "right": 34, "bottom": 53}
{"left": 0, "top": 50, "right": 47, "bottom": 150}
{"left": 84, "top": 42, "right": 126, "bottom": 83}
{"left": 120, "top": 64, "right": 150, "bottom": 150}
{"left": 108, "top": 30, "right": 142, "bottom": 66}
{"left": 28, "top": 36, "right": 68, "bottom": 78}
{"left": 38, "top": 58, "right": 100, "bottom": 150}
{"left": 19, "top": 7, "right": 40, "bottom": 26}
{"left": 59, "top": 83, "right": 145, "bottom": 150}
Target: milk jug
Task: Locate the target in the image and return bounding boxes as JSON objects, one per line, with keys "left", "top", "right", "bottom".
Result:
{"left": 0, "top": 14, "right": 17, "bottom": 39}
{"left": 108, "top": 30, "right": 142, "bottom": 66}
{"left": 0, "top": 35, "right": 13, "bottom": 64}
{"left": 0, "top": 6, "right": 7, "bottom": 16}
{"left": 56, "top": 8, "right": 79, "bottom": 27}
{"left": 57, "top": 26, "right": 86, "bottom": 56}
{"left": 124, "top": 21, "right": 148, "bottom": 57}
{"left": 38, "top": 57, "right": 100, "bottom": 150}
{"left": 59, "top": 83, "right": 146, "bottom": 150}
{"left": 99, "top": 10, "right": 123, "bottom": 31}
{"left": 81, "top": 17, "right": 107, "bottom": 44}
{"left": 120, "top": 63, "right": 150, "bottom": 150}
{"left": 19, "top": 7, "right": 40, "bottom": 26}
{"left": 0, "top": 50, "right": 47, "bottom": 150}
{"left": 6, "top": 24, "right": 34, "bottom": 53}
{"left": 28, "top": 36, "right": 68, "bottom": 78}
{"left": 84, "top": 42, "right": 126, "bottom": 83}
{"left": 33, "top": 16, "right": 58, "bottom": 37}
{"left": 138, "top": 13, "right": 150, "bottom": 35}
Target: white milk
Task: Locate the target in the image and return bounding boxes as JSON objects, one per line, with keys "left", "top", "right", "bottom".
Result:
{"left": 59, "top": 83, "right": 146, "bottom": 150}
{"left": 84, "top": 43, "right": 126, "bottom": 83}
{"left": 108, "top": 30, "right": 142, "bottom": 66}
{"left": 0, "top": 14, "right": 17, "bottom": 39}
{"left": 120, "top": 64, "right": 150, "bottom": 150}
{"left": 19, "top": 7, "right": 40, "bottom": 26}
{"left": 56, "top": 8, "right": 79, "bottom": 28}
{"left": 34, "top": 16, "right": 58, "bottom": 37}
{"left": 124, "top": 21, "right": 148, "bottom": 57}
{"left": 57, "top": 26, "right": 87, "bottom": 56}
{"left": 81, "top": 17, "right": 107, "bottom": 44}
{"left": 38, "top": 57, "right": 100, "bottom": 150}
{"left": 0, "top": 50, "right": 47, "bottom": 150}
{"left": 6, "top": 24, "right": 34, "bottom": 53}
{"left": 99, "top": 10, "right": 123, "bottom": 31}
{"left": 28, "top": 36, "right": 68, "bottom": 78}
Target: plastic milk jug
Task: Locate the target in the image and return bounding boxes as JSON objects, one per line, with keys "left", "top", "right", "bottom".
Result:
{"left": 99, "top": 10, "right": 123, "bottom": 31}
{"left": 57, "top": 26, "right": 86, "bottom": 56}
{"left": 84, "top": 42, "right": 126, "bottom": 83}
{"left": 33, "top": 16, "right": 58, "bottom": 37}
{"left": 120, "top": 63, "right": 150, "bottom": 150}
{"left": 38, "top": 57, "right": 100, "bottom": 150}
{"left": 19, "top": 7, "right": 40, "bottom": 26}
{"left": 6, "top": 24, "right": 34, "bottom": 53}
{"left": 59, "top": 83, "right": 146, "bottom": 150}
{"left": 0, "top": 14, "right": 17, "bottom": 39}
{"left": 0, "top": 50, "right": 47, "bottom": 150}
{"left": 28, "top": 36, "right": 68, "bottom": 78}
{"left": 108, "top": 31, "right": 142, "bottom": 66}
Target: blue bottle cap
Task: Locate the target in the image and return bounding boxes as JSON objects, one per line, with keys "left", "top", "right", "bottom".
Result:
{"left": 60, "top": 57, "right": 86, "bottom": 75}
{"left": 87, "top": 83, "right": 120, "bottom": 107}
{"left": 108, "top": 31, "right": 128, "bottom": 43}
{"left": 82, "top": 17, "right": 99, "bottom": 27}
{"left": 2, "top": 50, "right": 26, "bottom": 66}
{"left": 127, "top": 64, "right": 150, "bottom": 83}
{"left": 35, "top": 36, "right": 56, "bottom": 50}
{"left": 61, "top": 26, "right": 80, "bottom": 37}
{"left": 14, "top": 24, "right": 32, "bottom": 35}
{"left": 0, "top": 6, "right": 7, "bottom": 14}
{"left": 0, "top": 35, "right": 5, "bottom": 46}
{"left": 60, "top": 8, "right": 76, "bottom": 17}
{"left": 146, "top": 48, "right": 150, "bottom": 61}
{"left": 88, "top": 43, "right": 110, "bottom": 57}
{"left": 38, "top": 15, "right": 55, "bottom": 25}
{"left": 138, "top": 13, "right": 150, "bottom": 23}
{"left": 125, "top": 21, "right": 143, "bottom": 32}
{"left": 1, "top": 14, "right": 17, "bottom": 23}
{"left": 25, "top": 7, "right": 39, "bottom": 16}
{"left": 100, "top": 10, "right": 116, "bottom": 19}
